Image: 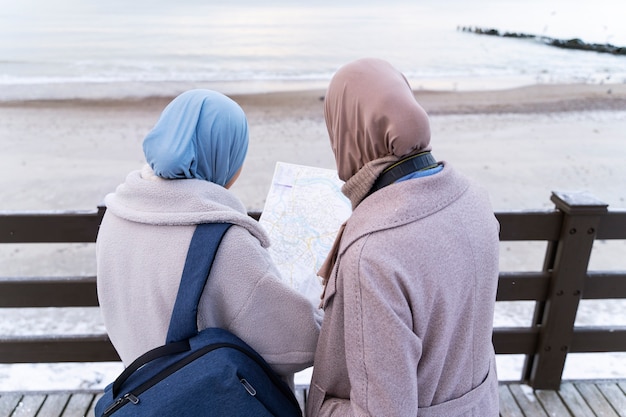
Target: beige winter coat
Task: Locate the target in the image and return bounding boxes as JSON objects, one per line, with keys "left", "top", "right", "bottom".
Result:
{"left": 96, "top": 169, "right": 321, "bottom": 382}
{"left": 307, "top": 165, "right": 500, "bottom": 416}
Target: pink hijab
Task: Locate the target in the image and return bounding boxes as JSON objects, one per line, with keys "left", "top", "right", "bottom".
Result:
{"left": 318, "top": 58, "right": 432, "bottom": 297}
{"left": 324, "top": 57, "right": 431, "bottom": 207}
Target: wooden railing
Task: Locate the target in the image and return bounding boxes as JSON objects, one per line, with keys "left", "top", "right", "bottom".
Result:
{"left": 493, "top": 192, "right": 626, "bottom": 389}
{"left": 1, "top": 191, "right": 625, "bottom": 390}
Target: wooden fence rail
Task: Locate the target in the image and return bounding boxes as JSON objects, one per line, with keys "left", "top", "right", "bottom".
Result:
{"left": 1, "top": 191, "right": 625, "bottom": 390}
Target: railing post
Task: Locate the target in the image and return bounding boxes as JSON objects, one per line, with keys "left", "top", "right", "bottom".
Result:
{"left": 526, "top": 191, "right": 608, "bottom": 390}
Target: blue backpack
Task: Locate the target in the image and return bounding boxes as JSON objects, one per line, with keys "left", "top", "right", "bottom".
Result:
{"left": 95, "top": 223, "right": 303, "bottom": 416}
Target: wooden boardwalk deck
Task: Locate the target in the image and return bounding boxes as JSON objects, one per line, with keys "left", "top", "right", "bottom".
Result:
{"left": 499, "top": 381, "right": 626, "bottom": 417}
{"left": 0, "top": 391, "right": 100, "bottom": 417}
{"left": 1, "top": 381, "right": 624, "bottom": 417}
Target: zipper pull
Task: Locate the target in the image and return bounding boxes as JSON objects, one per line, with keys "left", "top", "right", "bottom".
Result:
{"left": 240, "top": 378, "right": 257, "bottom": 396}
{"left": 103, "top": 397, "right": 125, "bottom": 415}
{"left": 124, "top": 393, "right": 140, "bottom": 405}
{"left": 103, "top": 393, "right": 139, "bottom": 416}
{"left": 103, "top": 393, "right": 140, "bottom": 416}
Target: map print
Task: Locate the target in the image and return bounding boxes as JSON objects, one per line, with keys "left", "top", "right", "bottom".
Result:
{"left": 259, "top": 162, "right": 352, "bottom": 305}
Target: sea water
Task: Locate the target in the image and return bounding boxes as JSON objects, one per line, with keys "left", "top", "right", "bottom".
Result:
{"left": 1, "top": 0, "right": 626, "bottom": 100}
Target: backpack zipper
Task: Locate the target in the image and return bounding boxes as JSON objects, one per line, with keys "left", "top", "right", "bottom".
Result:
{"left": 103, "top": 393, "right": 139, "bottom": 415}
{"left": 102, "top": 342, "right": 298, "bottom": 415}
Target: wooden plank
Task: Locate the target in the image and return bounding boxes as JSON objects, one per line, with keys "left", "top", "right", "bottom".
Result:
{"left": 0, "top": 334, "right": 120, "bottom": 363}
{"left": 551, "top": 191, "right": 609, "bottom": 215}
{"left": 498, "top": 385, "right": 524, "bottom": 417}
{"left": 535, "top": 389, "right": 572, "bottom": 416}
{"left": 0, "top": 207, "right": 262, "bottom": 244}
{"left": 493, "top": 327, "right": 539, "bottom": 354}
{"left": 0, "top": 209, "right": 104, "bottom": 243}
{"left": 596, "top": 210, "right": 626, "bottom": 239}
{"left": 38, "top": 393, "right": 71, "bottom": 417}
{"left": 0, "top": 393, "right": 23, "bottom": 417}
{"left": 0, "top": 272, "right": 614, "bottom": 310}
{"left": 495, "top": 211, "right": 562, "bottom": 241}
{"left": 60, "top": 393, "right": 95, "bottom": 417}
{"left": 0, "top": 208, "right": 572, "bottom": 243}
{"left": 496, "top": 272, "right": 550, "bottom": 301}
{"left": 570, "top": 328, "right": 626, "bottom": 352}
{"left": 508, "top": 384, "right": 549, "bottom": 416}
{"left": 575, "top": 382, "right": 620, "bottom": 417}
{"left": 583, "top": 273, "right": 626, "bottom": 300}
{"left": 528, "top": 201, "right": 605, "bottom": 390}
{"left": 558, "top": 383, "right": 595, "bottom": 417}
{"left": 11, "top": 393, "right": 45, "bottom": 417}
{"left": 85, "top": 392, "right": 103, "bottom": 417}
{"left": 596, "top": 382, "right": 626, "bottom": 417}
{"left": 0, "top": 277, "right": 98, "bottom": 308}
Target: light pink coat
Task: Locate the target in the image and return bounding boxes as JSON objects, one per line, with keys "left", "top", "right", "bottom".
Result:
{"left": 307, "top": 164, "right": 500, "bottom": 417}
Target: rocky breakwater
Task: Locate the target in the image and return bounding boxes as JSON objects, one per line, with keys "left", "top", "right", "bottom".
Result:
{"left": 458, "top": 26, "right": 626, "bottom": 56}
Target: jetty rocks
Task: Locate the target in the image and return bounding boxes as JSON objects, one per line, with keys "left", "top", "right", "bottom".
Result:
{"left": 458, "top": 26, "right": 626, "bottom": 56}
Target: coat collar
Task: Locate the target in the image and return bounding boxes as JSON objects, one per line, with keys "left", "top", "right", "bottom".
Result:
{"left": 340, "top": 163, "right": 470, "bottom": 256}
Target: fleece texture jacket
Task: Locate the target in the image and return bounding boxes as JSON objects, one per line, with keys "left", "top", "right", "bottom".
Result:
{"left": 96, "top": 169, "right": 321, "bottom": 381}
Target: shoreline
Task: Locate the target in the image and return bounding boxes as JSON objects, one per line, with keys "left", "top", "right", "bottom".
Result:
{"left": 2, "top": 82, "right": 626, "bottom": 115}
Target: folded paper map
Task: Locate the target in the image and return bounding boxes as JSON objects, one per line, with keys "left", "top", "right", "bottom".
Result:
{"left": 259, "top": 162, "right": 352, "bottom": 305}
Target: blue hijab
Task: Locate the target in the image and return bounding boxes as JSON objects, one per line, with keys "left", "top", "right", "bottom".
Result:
{"left": 143, "top": 89, "right": 249, "bottom": 186}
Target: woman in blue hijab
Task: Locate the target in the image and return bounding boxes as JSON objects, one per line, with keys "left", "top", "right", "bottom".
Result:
{"left": 96, "top": 89, "right": 321, "bottom": 389}
{"left": 143, "top": 89, "right": 248, "bottom": 186}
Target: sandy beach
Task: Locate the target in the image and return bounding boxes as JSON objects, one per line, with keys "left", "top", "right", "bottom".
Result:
{"left": 2, "top": 83, "right": 626, "bottom": 214}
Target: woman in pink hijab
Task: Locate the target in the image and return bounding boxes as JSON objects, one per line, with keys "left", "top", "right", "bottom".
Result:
{"left": 307, "top": 58, "right": 500, "bottom": 417}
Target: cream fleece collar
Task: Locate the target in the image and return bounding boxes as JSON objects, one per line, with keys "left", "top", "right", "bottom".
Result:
{"left": 104, "top": 168, "right": 270, "bottom": 247}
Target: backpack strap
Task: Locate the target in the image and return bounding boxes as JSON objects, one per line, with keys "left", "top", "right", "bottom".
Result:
{"left": 166, "top": 222, "right": 232, "bottom": 344}
{"left": 112, "top": 339, "right": 191, "bottom": 397}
